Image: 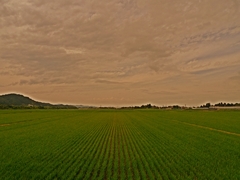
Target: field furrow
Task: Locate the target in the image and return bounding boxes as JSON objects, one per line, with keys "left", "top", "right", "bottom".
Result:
{"left": 0, "top": 109, "right": 240, "bottom": 180}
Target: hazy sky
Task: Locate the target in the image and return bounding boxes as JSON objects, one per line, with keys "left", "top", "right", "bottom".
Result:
{"left": 1, "top": 0, "right": 240, "bottom": 106}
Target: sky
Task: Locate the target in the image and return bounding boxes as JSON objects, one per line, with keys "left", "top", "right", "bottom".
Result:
{"left": 1, "top": 0, "right": 240, "bottom": 106}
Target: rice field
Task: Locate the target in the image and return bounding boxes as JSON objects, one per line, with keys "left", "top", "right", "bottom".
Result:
{"left": 0, "top": 109, "right": 240, "bottom": 179}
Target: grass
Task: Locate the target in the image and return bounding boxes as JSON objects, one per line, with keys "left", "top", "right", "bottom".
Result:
{"left": 0, "top": 109, "right": 240, "bottom": 179}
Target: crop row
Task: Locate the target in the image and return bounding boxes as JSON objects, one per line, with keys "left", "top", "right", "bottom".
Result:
{"left": 0, "top": 110, "right": 240, "bottom": 179}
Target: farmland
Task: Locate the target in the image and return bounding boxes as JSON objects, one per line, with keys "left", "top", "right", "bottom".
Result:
{"left": 0, "top": 109, "right": 240, "bottom": 179}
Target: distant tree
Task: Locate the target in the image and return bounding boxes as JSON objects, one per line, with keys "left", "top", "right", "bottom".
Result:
{"left": 206, "top": 103, "right": 211, "bottom": 108}
{"left": 172, "top": 105, "right": 181, "bottom": 109}
{"left": 146, "top": 104, "right": 152, "bottom": 108}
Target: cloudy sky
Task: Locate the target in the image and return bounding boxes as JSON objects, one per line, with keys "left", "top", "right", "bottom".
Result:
{"left": 1, "top": 0, "right": 240, "bottom": 106}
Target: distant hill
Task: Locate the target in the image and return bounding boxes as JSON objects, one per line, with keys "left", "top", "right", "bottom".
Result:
{"left": 75, "top": 105, "right": 96, "bottom": 108}
{"left": 0, "top": 93, "right": 77, "bottom": 109}
{"left": 0, "top": 93, "right": 52, "bottom": 106}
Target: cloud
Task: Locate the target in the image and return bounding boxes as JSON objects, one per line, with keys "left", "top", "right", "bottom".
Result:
{"left": 60, "top": 47, "right": 85, "bottom": 54}
{"left": 95, "top": 79, "right": 124, "bottom": 84}
{"left": 1, "top": 0, "right": 240, "bottom": 105}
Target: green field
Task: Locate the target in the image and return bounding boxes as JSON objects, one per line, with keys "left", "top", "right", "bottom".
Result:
{"left": 0, "top": 109, "right": 240, "bottom": 180}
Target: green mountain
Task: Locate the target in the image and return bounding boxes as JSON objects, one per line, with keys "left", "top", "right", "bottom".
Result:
{"left": 0, "top": 93, "right": 77, "bottom": 109}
